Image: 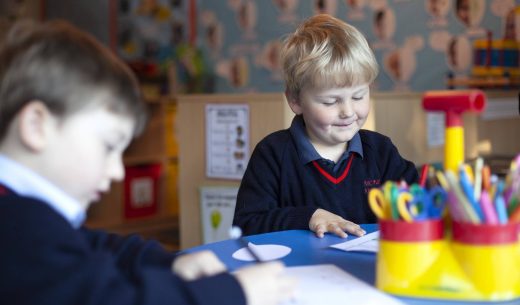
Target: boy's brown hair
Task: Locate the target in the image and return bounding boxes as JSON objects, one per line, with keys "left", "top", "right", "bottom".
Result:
{"left": 0, "top": 20, "right": 147, "bottom": 142}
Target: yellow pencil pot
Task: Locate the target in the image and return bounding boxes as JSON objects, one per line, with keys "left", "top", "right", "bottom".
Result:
{"left": 451, "top": 221, "right": 520, "bottom": 300}
{"left": 376, "top": 219, "right": 448, "bottom": 297}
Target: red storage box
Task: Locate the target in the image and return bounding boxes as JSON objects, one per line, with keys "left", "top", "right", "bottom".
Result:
{"left": 124, "top": 164, "right": 162, "bottom": 219}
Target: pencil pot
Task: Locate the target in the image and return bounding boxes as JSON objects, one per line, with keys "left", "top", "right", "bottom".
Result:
{"left": 451, "top": 221, "right": 520, "bottom": 300}
{"left": 376, "top": 219, "right": 446, "bottom": 296}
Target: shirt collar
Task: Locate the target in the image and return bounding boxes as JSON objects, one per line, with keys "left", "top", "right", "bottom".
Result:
{"left": 0, "top": 154, "right": 86, "bottom": 228}
{"left": 348, "top": 131, "right": 364, "bottom": 159}
{"left": 289, "top": 115, "right": 364, "bottom": 165}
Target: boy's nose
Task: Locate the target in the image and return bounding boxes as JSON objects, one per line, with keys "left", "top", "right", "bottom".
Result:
{"left": 339, "top": 100, "right": 354, "bottom": 117}
{"left": 109, "top": 156, "right": 125, "bottom": 182}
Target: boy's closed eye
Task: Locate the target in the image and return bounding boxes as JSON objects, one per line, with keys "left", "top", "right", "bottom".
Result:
{"left": 317, "top": 96, "right": 340, "bottom": 106}
{"left": 103, "top": 133, "right": 131, "bottom": 154}
{"left": 322, "top": 100, "right": 338, "bottom": 106}
{"left": 104, "top": 143, "right": 116, "bottom": 153}
{"left": 352, "top": 87, "right": 369, "bottom": 100}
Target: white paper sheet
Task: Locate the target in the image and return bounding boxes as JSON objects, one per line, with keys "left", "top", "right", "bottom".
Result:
{"left": 426, "top": 112, "right": 445, "bottom": 148}
{"left": 280, "top": 264, "right": 405, "bottom": 305}
{"left": 329, "top": 231, "right": 379, "bottom": 253}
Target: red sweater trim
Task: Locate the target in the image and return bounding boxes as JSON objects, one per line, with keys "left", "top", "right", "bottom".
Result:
{"left": 0, "top": 185, "right": 8, "bottom": 196}
{"left": 312, "top": 154, "right": 354, "bottom": 185}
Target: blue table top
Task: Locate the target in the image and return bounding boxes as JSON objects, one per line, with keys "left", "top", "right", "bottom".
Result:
{"left": 183, "top": 224, "right": 519, "bottom": 305}
{"left": 184, "top": 224, "right": 379, "bottom": 284}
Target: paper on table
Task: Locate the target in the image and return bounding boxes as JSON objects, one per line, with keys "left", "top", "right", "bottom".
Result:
{"left": 280, "top": 264, "right": 405, "bottom": 305}
{"left": 329, "top": 231, "right": 379, "bottom": 253}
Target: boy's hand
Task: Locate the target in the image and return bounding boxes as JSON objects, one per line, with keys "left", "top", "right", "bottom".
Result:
{"left": 309, "top": 208, "right": 366, "bottom": 238}
{"left": 172, "top": 250, "right": 227, "bottom": 280}
{"left": 234, "top": 261, "right": 296, "bottom": 305}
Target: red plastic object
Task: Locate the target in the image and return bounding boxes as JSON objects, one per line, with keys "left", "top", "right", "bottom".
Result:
{"left": 124, "top": 164, "right": 162, "bottom": 219}
{"left": 452, "top": 221, "right": 519, "bottom": 245}
{"left": 379, "top": 219, "right": 444, "bottom": 242}
{"left": 422, "top": 90, "right": 486, "bottom": 127}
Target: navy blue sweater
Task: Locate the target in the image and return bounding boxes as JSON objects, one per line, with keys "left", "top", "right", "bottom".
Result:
{"left": 0, "top": 187, "right": 246, "bottom": 305}
{"left": 233, "top": 123, "right": 418, "bottom": 235}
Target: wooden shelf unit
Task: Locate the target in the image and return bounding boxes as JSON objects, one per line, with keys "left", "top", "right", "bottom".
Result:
{"left": 85, "top": 97, "right": 180, "bottom": 250}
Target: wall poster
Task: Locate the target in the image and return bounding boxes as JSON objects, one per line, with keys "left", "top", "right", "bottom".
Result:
{"left": 200, "top": 186, "right": 238, "bottom": 244}
{"left": 197, "top": 1, "right": 519, "bottom": 93}
{"left": 205, "top": 103, "right": 249, "bottom": 180}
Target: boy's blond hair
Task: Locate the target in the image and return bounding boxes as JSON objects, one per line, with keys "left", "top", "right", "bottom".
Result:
{"left": 281, "top": 14, "right": 378, "bottom": 99}
{"left": 0, "top": 20, "right": 147, "bottom": 142}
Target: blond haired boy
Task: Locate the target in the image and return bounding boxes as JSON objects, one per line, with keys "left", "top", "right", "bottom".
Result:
{"left": 233, "top": 14, "right": 418, "bottom": 238}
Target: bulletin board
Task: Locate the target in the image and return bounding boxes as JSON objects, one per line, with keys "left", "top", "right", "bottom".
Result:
{"left": 196, "top": 0, "right": 519, "bottom": 93}
{"left": 0, "top": 0, "right": 44, "bottom": 40}
{"left": 117, "top": 0, "right": 191, "bottom": 62}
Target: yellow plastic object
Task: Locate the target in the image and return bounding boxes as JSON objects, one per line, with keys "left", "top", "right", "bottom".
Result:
{"left": 444, "top": 126, "right": 464, "bottom": 173}
{"left": 472, "top": 39, "right": 520, "bottom": 77}
{"left": 451, "top": 222, "right": 520, "bottom": 299}
{"left": 376, "top": 220, "right": 520, "bottom": 301}
{"left": 422, "top": 90, "right": 486, "bottom": 173}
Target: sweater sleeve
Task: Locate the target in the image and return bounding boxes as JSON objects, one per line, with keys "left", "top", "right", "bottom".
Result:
{"left": 233, "top": 136, "right": 316, "bottom": 235}
{"left": 81, "top": 228, "right": 177, "bottom": 275}
{"left": 80, "top": 229, "right": 247, "bottom": 305}
{"left": 0, "top": 197, "right": 247, "bottom": 305}
{"left": 377, "top": 135, "right": 419, "bottom": 184}
{"left": 75, "top": 247, "right": 247, "bottom": 305}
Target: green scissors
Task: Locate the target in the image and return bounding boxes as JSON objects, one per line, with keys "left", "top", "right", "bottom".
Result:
{"left": 368, "top": 181, "right": 400, "bottom": 220}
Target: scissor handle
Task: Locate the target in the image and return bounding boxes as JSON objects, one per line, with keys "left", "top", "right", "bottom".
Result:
{"left": 368, "top": 189, "right": 388, "bottom": 219}
{"left": 398, "top": 191, "right": 429, "bottom": 222}
{"left": 428, "top": 186, "right": 447, "bottom": 204}
{"left": 426, "top": 186, "right": 447, "bottom": 218}
{"left": 381, "top": 181, "right": 400, "bottom": 220}
{"left": 396, "top": 192, "right": 414, "bottom": 222}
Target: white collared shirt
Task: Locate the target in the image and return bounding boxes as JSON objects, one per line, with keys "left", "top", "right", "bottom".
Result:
{"left": 0, "top": 154, "right": 85, "bottom": 228}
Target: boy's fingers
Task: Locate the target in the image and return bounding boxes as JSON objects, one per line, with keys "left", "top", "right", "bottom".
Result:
{"left": 199, "top": 257, "right": 227, "bottom": 275}
{"left": 177, "top": 267, "right": 197, "bottom": 280}
{"left": 340, "top": 222, "right": 366, "bottom": 236}
{"left": 313, "top": 223, "right": 326, "bottom": 238}
{"left": 261, "top": 261, "right": 285, "bottom": 273}
{"left": 310, "top": 210, "right": 365, "bottom": 238}
{"left": 247, "top": 261, "right": 285, "bottom": 276}
{"left": 278, "top": 276, "right": 298, "bottom": 300}
{"left": 235, "top": 261, "right": 291, "bottom": 305}
{"left": 172, "top": 250, "right": 227, "bottom": 280}
{"left": 328, "top": 223, "right": 348, "bottom": 238}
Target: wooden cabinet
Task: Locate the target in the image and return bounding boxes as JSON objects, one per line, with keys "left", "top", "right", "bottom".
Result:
{"left": 85, "top": 97, "right": 180, "bottom": 251}
{"left": 176, "top": 93, "right": 292, "bottom": 249}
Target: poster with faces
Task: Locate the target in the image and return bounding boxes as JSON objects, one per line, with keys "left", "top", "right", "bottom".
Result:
{"left": 198, "top": 1, "right": 516, "bottom": 92}
{"left": 205, "top": 104, "right": 249, "bottom": 180}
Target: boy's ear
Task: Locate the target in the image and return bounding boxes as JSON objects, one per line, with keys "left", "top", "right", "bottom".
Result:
{"left": 285, "top": 89, "right": 303, "bottom": 115}
{"left": 17, "top": 100, "right": 53, "bottom": 152}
